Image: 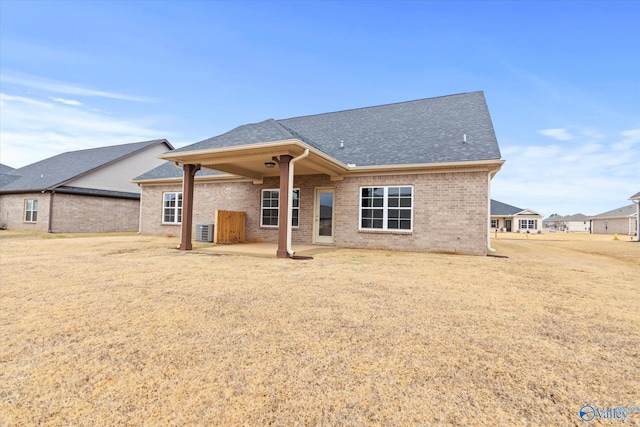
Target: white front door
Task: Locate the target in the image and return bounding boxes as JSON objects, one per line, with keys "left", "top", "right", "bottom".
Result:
{"left": 314, "top": 188, "right": 335, "bottom": 244}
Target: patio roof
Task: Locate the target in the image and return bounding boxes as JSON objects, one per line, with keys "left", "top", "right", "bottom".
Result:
{"left": 159, "top": 139, "right": 350, "bottom": 182}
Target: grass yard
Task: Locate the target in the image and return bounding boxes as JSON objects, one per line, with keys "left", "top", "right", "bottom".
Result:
{"left": 1, "top": 232, "right": 639, "bottom": 426}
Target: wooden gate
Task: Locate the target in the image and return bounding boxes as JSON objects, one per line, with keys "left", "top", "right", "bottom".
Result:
{"left": 214, "top": 210, "right": 246, "bottom": 243}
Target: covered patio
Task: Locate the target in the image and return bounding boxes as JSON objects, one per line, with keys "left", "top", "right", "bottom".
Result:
{"left": 159, "top": 139, "right": 349, "bottom": 258}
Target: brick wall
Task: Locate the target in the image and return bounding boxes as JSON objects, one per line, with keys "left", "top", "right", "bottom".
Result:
{"left": 0, "top": 192, "right": 139, "bottom": 233}
{"left": 0, "top": 193, "right": 50, "bottom": 232}
{"left": 591, "top": 217, "right": 637, "bottom": 235}
{"left": 334, "top": 171, "right": 488, "bottom": 255}
{"left": 50, "top": 193, "right": 140, "bottom": 233}
{"left": 140, "top": 170, "right": 489, "bottom": 255}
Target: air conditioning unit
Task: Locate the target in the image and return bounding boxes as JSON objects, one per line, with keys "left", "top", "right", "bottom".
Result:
{"left": 195, "top": 223, "right": 214, "bottom": 242}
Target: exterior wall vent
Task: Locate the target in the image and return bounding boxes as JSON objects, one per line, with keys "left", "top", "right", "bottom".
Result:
{"left": 196, "top": 223, "right": 214, "bottom": 242}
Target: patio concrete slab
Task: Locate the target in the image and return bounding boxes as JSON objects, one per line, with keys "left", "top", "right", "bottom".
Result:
{"left": 193, "top": 242, "right": 335, "bottom": 258}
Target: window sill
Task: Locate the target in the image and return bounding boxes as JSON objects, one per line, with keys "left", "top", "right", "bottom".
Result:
{"left": 161, "top": 223, "right": 181, "bottom": 226}
{"left": 358, "top": 229, "right": 413, "bottom": 235}
{"left": 260, "top": 226, "right": 300, "bottom": 230}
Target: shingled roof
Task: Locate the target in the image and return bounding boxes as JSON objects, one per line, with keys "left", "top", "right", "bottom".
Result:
{"left": 589, "top": 204, "right": 637, "bottom": 219}
{"left": 1, "top": 139, "right": 171, "bottom": 193}
{"left": 490, "top": 200, "right": 524, "bottom": 216}
{"left": 176, "top": 90, "right": 498, "bottom": 163}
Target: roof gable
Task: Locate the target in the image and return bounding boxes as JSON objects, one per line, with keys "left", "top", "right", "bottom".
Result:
{"left": 0, "top": 139, "right": 172, "bottom": 192}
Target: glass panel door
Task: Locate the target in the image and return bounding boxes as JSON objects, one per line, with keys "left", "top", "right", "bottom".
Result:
{"left": 315, "top": 189, "right": 335, "bottom": 244}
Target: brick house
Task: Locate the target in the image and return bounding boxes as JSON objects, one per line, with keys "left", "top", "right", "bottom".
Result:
{"left": 135, "top": 92, "right": 504, "bottom": 256}
{"left": 589, "top": 203, "right": 638, "bottom": 236}
{"left": 0, "top": 139, "right": 173, "bottom": 233}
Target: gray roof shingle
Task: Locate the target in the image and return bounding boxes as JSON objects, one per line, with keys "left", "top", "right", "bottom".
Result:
{"left": 491, "top": 199, "right": 524, "bottom": 216}
{"left": 1, "top": 139, "right": 171, "bottom": 193}
{"left": 589, "top": 204, "right": 637, "bottom": 219}
{"left": 0, "top": 164, "right": 16, "bottom": 174}
{"left": 134, "top": 161, "right": 223, "bottom": 181}
{"left": 173, "top": 91, "right": 501, "bottom": 167}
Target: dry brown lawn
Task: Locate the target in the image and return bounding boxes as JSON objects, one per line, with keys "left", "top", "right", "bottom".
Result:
{"left": 1, "top": 231, "right": 639, "bottom": 426}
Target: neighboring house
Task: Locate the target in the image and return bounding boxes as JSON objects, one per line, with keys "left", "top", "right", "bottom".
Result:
{"left": 631, "top": 191, "right": 640, "bottom": 241}
{"left": 543, "top": 214, "right": 564, "bottom": 231}
{"left": 562, "top": 213, "right": 590, "bottom": 232}
{"left": 588, "top": 204, "right": 638, "bottom": 236}
{"left": 0, "top": 164, "right": 17, "bottom": 190}
{"left": 135, "top": 91, "right": 504, "bottom": 257}
{"left": 0, "top": 139, "right": 173, "bottom": 233}
{"left": 490, "top": 199, "right": 542, "bottom": 233}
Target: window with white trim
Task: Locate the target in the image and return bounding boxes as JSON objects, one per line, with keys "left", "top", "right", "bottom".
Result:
{"left": 519, "top": 219, "right": 537, "bottom": 230}
{"left": 163, "top": 192, "right": 182, "bottom": 224}
{"left": 360, "top": 186, "right": 413, "bottom": 231}
{"left": 261, "top": 189, "right": 300, "bottom": 227}
{"left": 491, "top": 219, "right": 499, "bottom": 229}
{"left": 24, "top": 199, "right": 38, "bottom": 222}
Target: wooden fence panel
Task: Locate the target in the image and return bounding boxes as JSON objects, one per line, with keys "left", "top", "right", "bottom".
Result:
{"left": 214, "top": 210, "right": 246, "bottom": 243}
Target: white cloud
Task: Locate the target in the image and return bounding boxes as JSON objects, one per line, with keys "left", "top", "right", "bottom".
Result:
{"left": 492, "top": 127, "right": 640, "bottom": 217}
{"left": 1, "top": 72, "right": 151, "bottom": 102}
{"left": 621, "top": 129, "right": 640, "bottom": 144}
{"left": 0, "top": 93, "right": 168, "bottom": 168}
{"left": 52, "top": 97, "right": 83, "bottom": 106}
{"left": 538, "top": 128, "right": 574, "bottom": 141}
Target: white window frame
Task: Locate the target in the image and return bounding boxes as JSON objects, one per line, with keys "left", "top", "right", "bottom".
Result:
{"left": 162, "top": 192, "right": 182, "bottom": 224}
{"left": 260, "top": 189, "right": 300, "bottom": 228}
{"left": 519, "top": 219, "right": 537, "bottom": 230}
{"left": 359, "top": 186, "right": 413, "bottom": 232}
{"left": 491, "top": 219, "right": 499, "bottom": 229}
{"left": 24, "top": 199, "right": 38, "bottom": 223}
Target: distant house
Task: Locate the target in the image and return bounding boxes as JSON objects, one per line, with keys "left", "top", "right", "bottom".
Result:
{"left": 543, "top": 214, "right": 564, "bottom": 231}
{"left": 490, "top": 199, "right": 542, "bottom": 233}
{"left": 562, "top": 213, "right": 590, "bottom": 232}
{"left": 588, "top": 204, "right": 638, "bottom": 236}
{"left": 631, "top": 191, "right": 640, "bottom": 241}
{"left": 544, "top": 213, "right": 590, "bottom": 232}
{"left": 135, "top": 92, "right": 505, "bottom": 256}
{"left": 0, "top": 139, "right": 173, "bottom": 233}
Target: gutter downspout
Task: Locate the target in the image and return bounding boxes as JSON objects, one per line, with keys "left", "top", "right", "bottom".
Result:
{"left": 137, "top": 183, "right": 143, "bottom": 234}
{"left": 487, "top": 171, "right": 496, "bottom": 253}
{"left": 634, "top": 199, "right": 640, "bottom": 242}
{"left": 287, "top": 148, "right": 309, "bottom": 257}
{"left": 48, "top": 190, "right": 55, "bottom": 233}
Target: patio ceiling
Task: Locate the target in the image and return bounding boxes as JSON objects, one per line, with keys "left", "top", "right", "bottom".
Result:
{"left": 158, "top": 139, "right": 350, "bottom": 182}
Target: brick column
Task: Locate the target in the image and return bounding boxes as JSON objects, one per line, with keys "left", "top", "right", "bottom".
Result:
{"left": 179, "top": 163, "right": 201, "bottom": 250}
{"left": 275, "top": 155, "right": 292, "bottom": 258}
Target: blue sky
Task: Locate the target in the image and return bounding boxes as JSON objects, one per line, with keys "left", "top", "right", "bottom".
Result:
{"left": 1, "top": 0, "right": 638, "bottom": 216}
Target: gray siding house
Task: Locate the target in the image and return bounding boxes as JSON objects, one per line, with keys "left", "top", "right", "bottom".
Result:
{"left": 135, "top": 92, "right": 504, "bottom": 256}
{"left": 0, "top": 139, "right": 173, "bottom": 233}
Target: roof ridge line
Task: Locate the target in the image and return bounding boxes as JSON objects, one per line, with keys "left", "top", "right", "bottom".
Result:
{"left": 278, "top": 91, "right": 484, "bottom": 122}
